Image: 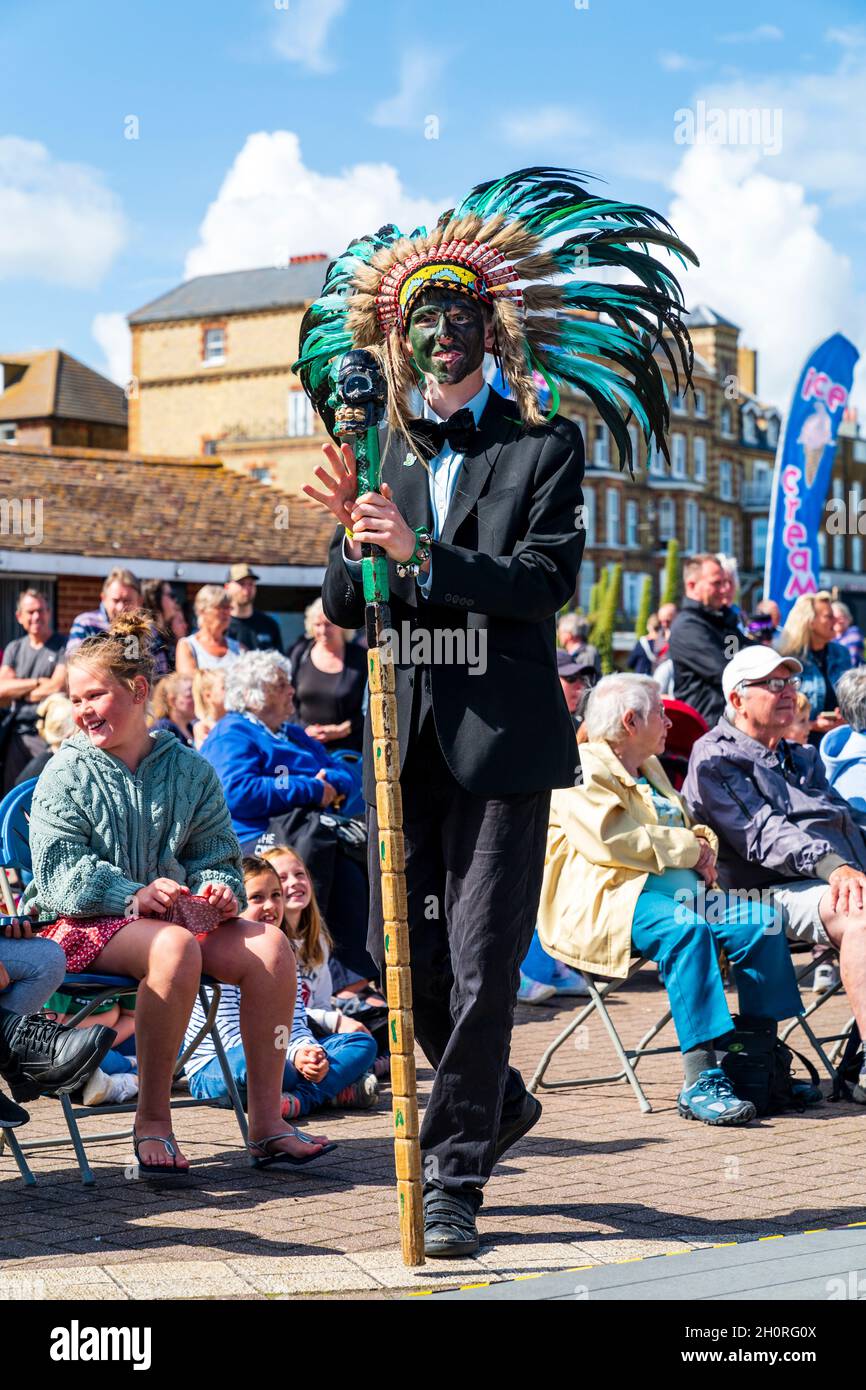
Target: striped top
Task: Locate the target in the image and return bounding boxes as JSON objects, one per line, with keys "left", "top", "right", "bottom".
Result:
{"left": 183, "top": 968, "right": 315, "bottom": 1078}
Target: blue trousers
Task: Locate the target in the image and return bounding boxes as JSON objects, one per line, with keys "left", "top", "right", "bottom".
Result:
{"left": 0, "top": 936, "right": 66, "bottom": 1015}
{"left": 522, "top": 929, "right": 559, "bottom": 986}
{"left": 188, "top": 1030, "right": 377, "bottom": 1115}
{"left": 630, "top": 869, "right": 802, "bottom": 1053}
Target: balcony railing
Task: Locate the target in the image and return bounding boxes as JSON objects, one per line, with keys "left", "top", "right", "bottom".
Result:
{"left": 742, "top": 480, "right": 773, "bottom": 508}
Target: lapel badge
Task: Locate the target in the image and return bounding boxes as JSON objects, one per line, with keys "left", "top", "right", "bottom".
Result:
{"left": 402, "top": 451, "right": 417, "bottom": 468}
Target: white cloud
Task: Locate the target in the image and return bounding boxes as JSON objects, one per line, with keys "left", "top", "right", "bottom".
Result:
{"left": 184, "top": 131, "right": 444, "bottom": 278}
{"left": 91, "top": 312, "right": 132, "bottom": 386}
{"left": 668, "top": 146, "right": 864, "bottom": 411}
{"left": 0, "top": 137, "right": 125, "bottom": 288}
{"left": 370, "top": 49, "right": 445, "bottom": 130}
{"left": 717, "top": 24, "right": 784, "bottom": 44}
{"left": 825, "top": 26, "right": 866, "bottom": 48}
{"left": 695, "top": 57, "right": 866, "bottom": 206}
{"left": 501, "top": 106, "right": 591, "bottom": 147}
{"left": 270, "top": 0, "right": 346, "bottom": 73}
{"left": 658, "top": 51, "right": 705, "bottom": 72}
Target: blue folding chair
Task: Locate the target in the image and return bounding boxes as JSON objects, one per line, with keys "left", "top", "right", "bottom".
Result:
{"left": 0, "top": 779, "right": 249, "bottom": 1185}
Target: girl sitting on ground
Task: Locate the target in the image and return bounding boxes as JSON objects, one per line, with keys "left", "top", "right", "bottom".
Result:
{"left": 184, "top": 856, "right": 378, "bottom": 1114}
{"left": 262, "top": 844, "right": 389, "bottom": 1076}
{"left": 22, "top": 610, "right": 330, "bottom": 1175}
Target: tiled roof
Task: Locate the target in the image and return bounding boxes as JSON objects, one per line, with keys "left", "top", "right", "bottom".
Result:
{"left": 0, "top": 446, "right": 334, "bottom": 565}
{"left": 128, "top": 262, "right": 329, "bottom": 325}
{"left": 684, "top": 304, "right": 740, "bottom": 331}
{"left": 0, "top": 351, "right": 127, "bottom": 426}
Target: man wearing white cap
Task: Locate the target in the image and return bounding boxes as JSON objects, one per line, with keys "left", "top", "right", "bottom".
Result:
{"left": 684, "top": 645, "right": 866, "bottom": 1100}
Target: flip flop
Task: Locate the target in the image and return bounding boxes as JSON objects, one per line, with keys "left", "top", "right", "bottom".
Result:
{"left": 132, "top": 1129, "right": 190, "bottom": 1180}
{"left": 248, "top": 1126, "right": 338, "bottom": 1168}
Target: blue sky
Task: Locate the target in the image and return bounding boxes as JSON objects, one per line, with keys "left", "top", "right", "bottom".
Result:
{"left": 1, "top": 0, "right": 864, "bottom": 413}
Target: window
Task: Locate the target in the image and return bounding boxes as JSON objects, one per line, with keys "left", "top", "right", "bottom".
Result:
{"left": 742, "top": 411, "right": 758, "bottom": 445}
{"left": 833, "top": 532, "right": 845, "bottom": 570}
{"left": 249, "top": 467, "right": 272, "bottom": 485}
{"left": 671, "top": 432, "right": 687, "bottom": 479}
{"left": 699, "top": 509, "right": 707, "bottom": 552}
{"left": 606, "top": 487, "right": 620, "bottom": 546}
{"left": 0, "top": 424, "right": 16, "bottom": 443}
{"left": 287, "top": 392, "right": 314, "bottom": 437}
{"left": 852, "top": 487, "right": 863, "bottom": 574}
{"left": 593, "top": 423, "right": 609, "bottom": 468}
{"left": 719, "top": 459, "right": 733, "bottom": 501}
{"left": 623, "top": 571, "right": 649, "bottom": 617}
{"left": 694, "top": 389, "right": 707, "bottom": 417}
{"left": 626, "top": 499, "right": 639, "bottom": 548}
{"left": 719, "top": 515, "right": 733, "bottom": 555}
{"left": 671, "top": 391, "right": 687, "bottom": 415}
{"left": 628, "top": 423, "right": 640, "bottom": 468}
{"left": 658, "top": 497, "right": 676, "bottom": 541}
{"left": 766, "top": 415, "right": 780, "bottom": 448}
{"left": 578, "top": 558, "right": 595, "bottom": 613}
{"left": 752, "top": 517, "right": 768, "bottom": 568}
{"left": 854, "top": 536, "right": 863, "bottom": 573}
{"left": 693, "top": 436, "right": 707, "bottom": 483}
{"left": 583, "top": 486, "right": 596, "bottom": 545}
{"left": 202, "top": 326, "right": 225, "bottom": 363}
{"left": 720, "top": 405, "right": 734, "bottom": 438}
{"left": 685, "top": 498, "right": 699, "bottom": 553}
{"left": 818, "top": 530, "right": 827, "bottom": 568}
{"left": 649, "top": 437, "right": 666, "bottom": 475}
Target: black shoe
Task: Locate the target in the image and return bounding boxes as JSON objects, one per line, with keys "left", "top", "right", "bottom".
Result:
{"left": 0, "top": 1089, "right": 29, "bottom": 1128}
{"left": 493, "top": 1090, "right": 542, "bottom": 1167}
{"left": 0, "top": 1011, "right": 116, "bottom": 1099}
{"left": 423, "top": 1189, "right": 481, "bottom": 1259}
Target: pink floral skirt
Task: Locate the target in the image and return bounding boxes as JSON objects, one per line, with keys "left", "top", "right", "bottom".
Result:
{"left": 40, "top": 915, "right": 136, "bottom": 972}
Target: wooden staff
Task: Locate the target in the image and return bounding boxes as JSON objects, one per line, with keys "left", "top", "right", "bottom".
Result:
{"left": 335, "top": 355, "right": 425, "bottom": 1266}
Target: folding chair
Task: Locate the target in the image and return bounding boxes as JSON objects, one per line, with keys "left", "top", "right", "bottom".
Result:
{"left": 0, "top": 779, "right": 249, "bottom": 1185}
{"left": 528, "top": 957, "right": 677, "bottom": 1114}
{"left": 528, "top": 947, "right": 844, "bottom": 1113}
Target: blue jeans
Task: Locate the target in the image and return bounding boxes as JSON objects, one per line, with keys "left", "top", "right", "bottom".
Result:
{"left": 522, "top": 929, "right": 559, "bottom": 986}
{"left": 0, "top": 935, "right": 66, "bottom": 1015}
{"left": 188, "top": 1030, "right": 377, "bottom": 1114}
{"left": 630, "top": 868, "right": 802, "bottom": 1053}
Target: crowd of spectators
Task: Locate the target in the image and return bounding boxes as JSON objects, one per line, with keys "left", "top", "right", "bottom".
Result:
{"left": 2, "top": 546, "right": 866, "bottom": 1156}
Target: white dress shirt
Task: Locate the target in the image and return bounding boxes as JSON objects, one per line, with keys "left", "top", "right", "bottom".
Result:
{"left": 341, "top": 381, "right": 490, "bottom": 599}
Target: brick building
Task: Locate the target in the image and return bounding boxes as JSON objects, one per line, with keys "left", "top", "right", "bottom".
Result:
{"left": 127, "top": 260, "right": 330, "bottom": 492}
{"left": 0, "top": 443, "right": 335, "bottom": 651}
{"left": 565, "top": 304, "right": 866, "bottom": 629}
{"left": 0, "top": 351, "right": 127, "bottom": 451}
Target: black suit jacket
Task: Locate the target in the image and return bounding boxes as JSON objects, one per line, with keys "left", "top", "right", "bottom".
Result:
{"left": 321, "top": 388, "right": 585, "bottom": 804}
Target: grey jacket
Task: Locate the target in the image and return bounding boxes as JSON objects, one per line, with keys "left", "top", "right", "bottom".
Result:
{"left": 683, "top": 717, "right": 866, "bottom": 891}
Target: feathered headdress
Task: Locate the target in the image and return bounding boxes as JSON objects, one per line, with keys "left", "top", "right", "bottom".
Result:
{"left": 293, "top": 166, "right": 699, "bottom": 472}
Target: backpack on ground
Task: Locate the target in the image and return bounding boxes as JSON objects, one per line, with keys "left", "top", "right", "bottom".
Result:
{"left": 718, "top": 1014, "right": 820, "bottom": 1116}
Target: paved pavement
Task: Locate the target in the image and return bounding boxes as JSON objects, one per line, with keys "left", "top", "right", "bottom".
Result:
{"left": 1, "top": 968, "right": 863, "bottom": 1300}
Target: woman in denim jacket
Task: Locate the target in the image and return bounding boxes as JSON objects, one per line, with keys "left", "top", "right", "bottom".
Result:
{"left": 779, "top": 591, "right": 851, "bottom": 746}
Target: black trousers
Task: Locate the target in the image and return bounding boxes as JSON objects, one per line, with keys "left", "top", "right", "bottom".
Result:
{"left": 366, "top": 711, "right": 551, "bottom": 1197}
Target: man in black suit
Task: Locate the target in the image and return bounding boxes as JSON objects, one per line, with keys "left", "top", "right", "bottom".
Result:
{"left": 309, "top": 287, "right": 585, "bottom": 1256}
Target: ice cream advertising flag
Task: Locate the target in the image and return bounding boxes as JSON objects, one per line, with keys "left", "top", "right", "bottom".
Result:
{"left": 764, "top": 333, "right": 860, "bottom": 622}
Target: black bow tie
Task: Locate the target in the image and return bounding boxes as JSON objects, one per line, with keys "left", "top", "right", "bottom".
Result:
{"left": 407, "top": 408, "right": 479, "bottom": 459}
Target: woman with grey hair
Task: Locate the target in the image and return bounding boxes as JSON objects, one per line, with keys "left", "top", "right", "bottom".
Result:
{"left": 200, "top": 651, "right": 373, "bottom": 979}
{"left": 175, "top": 585, "right": 241, "bottom": 675}
{"left": 537, "top": 673, "right": 806, "bottom": 1125}
{"left": 821, "top": 667, "right": 866, "bottom": 812}
{"left": 286, "top": 598, "right": 366, "bottom": 752}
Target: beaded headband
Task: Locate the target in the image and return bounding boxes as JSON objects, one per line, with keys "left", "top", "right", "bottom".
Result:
{"left": 377, "top": 244, "right": 523, "bottom": 336}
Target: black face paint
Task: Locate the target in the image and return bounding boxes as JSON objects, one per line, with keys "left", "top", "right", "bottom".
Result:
{"left": 406, "top": 288, "right": 487, "bottom": 386}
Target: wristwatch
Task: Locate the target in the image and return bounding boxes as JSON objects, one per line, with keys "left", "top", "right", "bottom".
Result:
{"left": 395, "top": 526, "right": 433, "bottom": 579}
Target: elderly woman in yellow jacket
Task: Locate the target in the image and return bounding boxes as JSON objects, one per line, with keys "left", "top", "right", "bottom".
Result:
{"left": 538, "top": 674, "right": 804, "bottom": 1125}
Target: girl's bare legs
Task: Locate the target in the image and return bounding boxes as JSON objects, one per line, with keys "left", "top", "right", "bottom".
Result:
{"left": 91, "top": 920, "right": 201, "bottom": 1170}
{"left": 200, "top": 918, "right": 330, "bottom": 1158}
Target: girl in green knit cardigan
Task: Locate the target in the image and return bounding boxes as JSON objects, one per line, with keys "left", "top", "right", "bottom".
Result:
{"left": 25, "top": 611, "right": 334, "bottom": 1177}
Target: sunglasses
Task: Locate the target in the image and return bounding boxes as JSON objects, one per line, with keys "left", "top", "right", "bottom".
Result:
{"left": 739, "top": 676, "right": 801, "bottom": 694}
